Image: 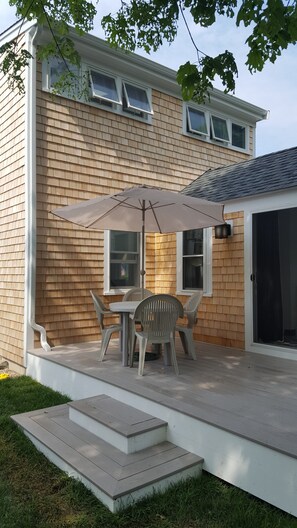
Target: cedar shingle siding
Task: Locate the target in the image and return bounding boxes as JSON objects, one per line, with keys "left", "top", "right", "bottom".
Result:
{"left": 1, "top": 29, "right": 263, "bottom": 367}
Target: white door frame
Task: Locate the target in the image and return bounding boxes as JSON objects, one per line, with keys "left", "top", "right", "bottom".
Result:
{"left": 224, "top": 188, "right": 297, "bottom": 361}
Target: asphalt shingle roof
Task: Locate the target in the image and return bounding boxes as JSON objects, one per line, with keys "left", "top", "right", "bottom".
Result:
{"left": 182, "top": 146, "right": 297, "bottom": 202}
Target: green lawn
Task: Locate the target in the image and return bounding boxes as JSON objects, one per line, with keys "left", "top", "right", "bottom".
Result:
{"left": 0, "top": 375, "right": 297, "bottom": 528}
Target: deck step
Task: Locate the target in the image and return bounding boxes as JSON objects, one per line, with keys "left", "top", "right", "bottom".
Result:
{"left": 12, "top": 397, "right": 204, "bottom": 513}
{"left": 68, "top": 394, "right": 167, "bottom": 454}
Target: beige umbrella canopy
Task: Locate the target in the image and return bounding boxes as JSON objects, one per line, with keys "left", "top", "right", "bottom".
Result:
{"left": 52, "top": 184, "right": 224, "bottom": 289}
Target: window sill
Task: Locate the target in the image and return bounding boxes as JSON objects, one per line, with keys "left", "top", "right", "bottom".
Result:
{"left": 176, "top": 290, "right": 212, "bottom": 297}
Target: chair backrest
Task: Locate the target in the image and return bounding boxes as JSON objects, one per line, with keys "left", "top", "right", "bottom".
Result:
{"left": 133, "top": 294, "right": 184, "bottom": 340}
{"left": 123, "top": 287, "right": 153, "bottom": 301}
{"left": 90, "top": 290, "right": 107, "bottom": 329}
{"left": 183, "top": 291, "right": 203, "bottom": 327}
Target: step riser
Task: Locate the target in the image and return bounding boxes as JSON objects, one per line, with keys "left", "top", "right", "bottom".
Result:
{"left": 69, "top": 407, "right": 167, "bottom": 454}
{"left": 23, "top": 429, "right": 202, "bottom": 513}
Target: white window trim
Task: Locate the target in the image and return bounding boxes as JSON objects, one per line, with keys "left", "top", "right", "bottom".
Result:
{"left": 176, "top": 228, "right": 212, "bottom": 296}
{"left": 186, "top": 106, "right": 209, "bottom": 137}
{"left": 183, "top": 103, "right": 249, "bottom": 153}
{"left": 122, "top": 80, "right": 153, "bottom": 115}
{"left": 104, "top": 230, "right": 144, "bottom": 295}
{"left": 231, "top": 120, "right": 248, "bottom": 150}
{"left": 85, "top": 65, "right": 153, "bottom": 123}
{"left": 210, "top": 114, "right": 230, "bottom": 143}
{"left": 42, "top": 59, "right": 153, "bottom": 124}
{"left": 89, "top": 69, "right": 122, "bottom": 105}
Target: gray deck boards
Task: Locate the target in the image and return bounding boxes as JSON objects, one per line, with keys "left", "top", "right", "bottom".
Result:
{"left": 68, "top": 395, "right": 166, "bottom": 437}
{"left": 12, "top": 404, "right": 203, "bottom": 499}
{"left": 28, "top": 339, "right": 297, "bottom": 459}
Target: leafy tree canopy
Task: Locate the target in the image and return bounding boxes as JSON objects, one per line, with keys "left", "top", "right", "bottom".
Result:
{"left": 1, "top": 0, "right": 297, "bottom": 100}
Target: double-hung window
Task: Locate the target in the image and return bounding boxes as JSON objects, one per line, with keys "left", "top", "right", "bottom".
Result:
{"left": 104, "top": 231, "right": 140, "bottom": 292}
{"left": 176, "top": 228, "right": 212, "bottom": 294}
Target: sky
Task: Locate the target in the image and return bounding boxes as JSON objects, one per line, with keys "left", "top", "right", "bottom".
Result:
{"left": 1, "top": 0, "right": 296, "bottom": 157}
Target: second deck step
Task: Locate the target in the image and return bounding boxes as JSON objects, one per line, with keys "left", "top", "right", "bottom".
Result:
{"left": 68, "top": 394, "right": 167, "bottom": 453}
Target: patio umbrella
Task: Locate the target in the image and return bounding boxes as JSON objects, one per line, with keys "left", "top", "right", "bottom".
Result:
{"left": 52, "top": 184, "right": 224, "bottom": 291}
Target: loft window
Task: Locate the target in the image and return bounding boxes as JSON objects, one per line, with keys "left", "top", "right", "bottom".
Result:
{"left": 90, "top": 70, "right": 120, "bottom": 104}
{"left": 49, "top": 57, "right": 79, "bottom": 92}
{"left": 232, "top": 123, "right": 246, "bottom": 149}
{"left": 122, "top": 82, "right": 153, "bottom": 115}
{"left": 187, "top": 107, "right": 208, "bottom": 136}
{"left": 210, "top": 115, "right": 230, "bottom": 142}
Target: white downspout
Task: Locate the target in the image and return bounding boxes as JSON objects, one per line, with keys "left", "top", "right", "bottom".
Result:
{"left": 24, "top": 26, "right": 51, "bottom": 368}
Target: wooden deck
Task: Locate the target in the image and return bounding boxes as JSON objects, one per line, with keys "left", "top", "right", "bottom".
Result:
{"left": 26, "top": 339, "right": 297, "bottom": 516}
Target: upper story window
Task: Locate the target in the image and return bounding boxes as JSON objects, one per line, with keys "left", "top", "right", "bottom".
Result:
{"left": 90, "top": 70, "right": 121, "bottom": 104}
{"left": 88, "top": 68, "right": 153, "bottom": 121}
{"left": 176, "top": 228, "right": 212, "bottom": 294}
{"left": 43, "top": 58, "right": 153, "bottom": 124}
{"left": 187, "top": 107, "right": 209, "bottom": 136}
{"left": 122, "top": 82, "right": 152, "bottom": 115}
{"left": 210, "top": 115, "right": 230, "bottom": 143}
{"left": 232, "top": 123, "right": 246, "bottom": 149}
{"left": 46, "top": 57, "right": 80, "bottom": 96}
{"left": 184, "top": 103, "right": 248, "bottom": 151}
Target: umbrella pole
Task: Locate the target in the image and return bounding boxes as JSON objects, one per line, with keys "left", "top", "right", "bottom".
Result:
{"left": 140, "top": 201, "right": 145, "bottom": 298}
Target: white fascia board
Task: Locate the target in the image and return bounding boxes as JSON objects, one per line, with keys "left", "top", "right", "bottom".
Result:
{"left": 36, "top": 26, "right": 267, "bottom": 125}
{"left": 0, "top": 19, "right": 37, "bottom": 45}
{"left": 223, "top": 186, "right": 297, "bottom": 215}
{"left": 0, "top": 22, "right": 268, "bottom": 126}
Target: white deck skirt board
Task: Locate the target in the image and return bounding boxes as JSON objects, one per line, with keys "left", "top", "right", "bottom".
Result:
{"left": 68, "top": 395, "right": 167, "bottom": 454}
{"left": 12, "top": 403, "right": 203, "bottom": 513}
{"left": 26, "top": 340, "right": 297, "bottom": 517}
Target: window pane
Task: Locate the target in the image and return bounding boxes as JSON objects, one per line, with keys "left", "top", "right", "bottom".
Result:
{"left": 232, "top": 123, "right": 246, "bottom": 149}
{"left": 187, "top": 107, "right": 208, "bottom": 135}
{"left": 110, "top": 231, "right": 140, "bottom": 289}
{"left": 50, "top": 58, "right": 78, "bottom": 87}
{"left": 90, "top": 70, "right": 120, "bottom": 103}
{"left": 183, "top": 256, "right": 203, "bottom": 289}
{"left": 183, "top": 229, "right": 203, "bottom": 256}
{"left": 211, "top": 116, "right": 229, "bottom": 142}
{"left": 110, "top": 263, "right": 140, "bottom": 288}
{"left": 110, "top": 231, "right": 138, "bottom": 252}
{"left": 123, "top": 82, "right": 152, "bottom": 113}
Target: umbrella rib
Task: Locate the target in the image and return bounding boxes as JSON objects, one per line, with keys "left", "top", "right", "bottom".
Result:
{"left": 84, "top": 197, "right": 134, "bottom": 228}
{"left": 183, "top": 204, "right": 223, "bottom": 222}
{"left": 147, "top": 200, "right": 162, "bottom": 233}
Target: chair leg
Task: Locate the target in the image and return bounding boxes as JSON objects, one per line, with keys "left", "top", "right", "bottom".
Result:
{"left": 138, "top": 336, "right": 148, "bottom": 376}
{"left": 129, "top": 334, "right": 137, "bottom": 367}
{"left": 178, "top": 329, "right": 196, "bottom": 360}
{"left": 98, "top": 329, "right": 112, "bottom": 361}
{"left": 169, "top": 336, "right": 179, "bottom": 375}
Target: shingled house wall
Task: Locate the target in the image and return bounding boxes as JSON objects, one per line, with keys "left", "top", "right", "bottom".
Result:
{"left": 35, "top": 71, "right": 249, "bottom": 349}
{"left": 0, "top": 45, "right": 26, "bottom": 369}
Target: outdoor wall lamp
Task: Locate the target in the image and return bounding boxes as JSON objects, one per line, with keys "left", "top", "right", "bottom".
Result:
{"left": 214, "top": 221, "right": 233, "bottom": 239}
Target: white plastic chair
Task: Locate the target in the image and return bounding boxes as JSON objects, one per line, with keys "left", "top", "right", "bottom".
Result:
{"left": 90, "top": 290, "right": 122, "bottom": 361}
{"left": 130, "top": 294, "right": 184, "bottom": 376}
{"left": 176, "top": 291, "right": 203, "bottom": 360}
{"left": 123, "top": 287, "right": 153, "bottom": 301}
